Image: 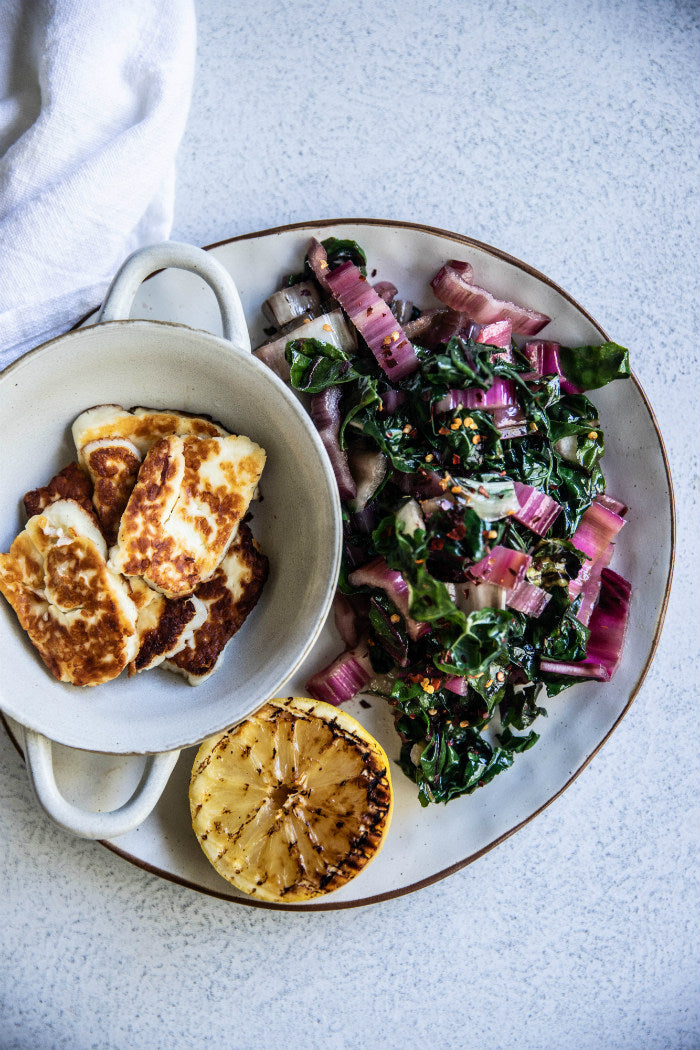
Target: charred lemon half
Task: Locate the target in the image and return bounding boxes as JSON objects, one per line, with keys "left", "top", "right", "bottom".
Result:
{"left": 189, "top": 696, "right": 393, "bottom": 903}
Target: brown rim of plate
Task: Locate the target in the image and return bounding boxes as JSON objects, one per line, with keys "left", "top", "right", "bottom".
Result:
{"left": 3, "top": 217, "right": 676, "bottom": 911}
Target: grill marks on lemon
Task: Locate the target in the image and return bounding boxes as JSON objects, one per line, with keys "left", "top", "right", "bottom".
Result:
{"left": 189, "top": 698, "right": 393, "bottom": 902}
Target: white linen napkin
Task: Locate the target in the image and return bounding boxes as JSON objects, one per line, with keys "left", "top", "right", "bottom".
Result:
{"left": 0, "top": 0, "right": 196, "bottom": 368}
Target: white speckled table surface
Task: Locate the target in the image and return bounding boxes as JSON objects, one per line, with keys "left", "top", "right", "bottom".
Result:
{"left": 1, "top": 2, "right": 698, "bottom": 1048}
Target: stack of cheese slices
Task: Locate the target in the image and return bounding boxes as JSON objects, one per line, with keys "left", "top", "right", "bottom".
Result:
{"left": 0, "top": 405, "right": 268, "bottom": 687}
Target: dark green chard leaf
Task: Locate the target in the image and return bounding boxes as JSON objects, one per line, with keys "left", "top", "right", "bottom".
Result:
{"left": 507, "top": 587, "right": 589, "bottom": 698}
{"left": 506, "top": 538, "right": 588, "bottom": 672}
{"left": 527, "top": 537, "right": 586, "bottom": 591}
{"left": 284, "top": 271, "right": 307, "bottom": 287}
{"left": 414, "top": 729, "right": 517, "bottom": 805}
{"left": 434, "top": 611, "right": 513, "bottom": 680}
{"left": 373, "top": 511, "right": 462, "bottom": 625}
{"left": 367, "top": 592, "right": 410, "bottom": 668}
{"left": 468, "top": 660, "right": 509, "bottom": 708}
{"left": 503, "top": 437, "right": 556, "bottom": 492}
{"left": 339, "top": 374, "right": 383, "bottom": 447}
{"left": 421, "top": 337, "right": 492, "bottom": 392}
{"left": 548, "top": 393, "right": 600, "bottom": 427}
{"left": 496, "top": 727, "right": 540, "bottom": 753}
{"left": 506, "top": 614, "right": 540, "bottom": 682}
{"left": 530, "top": 589, "right": 589, "bottom": 662}
{"left": 548, "top": 394, "right": 605, "bottom": 474}
{"left": 435, "top": 408, "right": 505, "bottom": 472}
{"left": 285, "top": 338, "right": 361, "bottom": 392}
{"left": 499, "top": 682, "right": 548, "bottom": 730}
{"left": 320, "top": 237, "right": 368, "bottom": 274}
{"left": 551, "top": 460, "right": 605, "bottom": 534}
{"left": 424, "top": 504, "right": 486, "bottom": 579}
{"left": 373, "top": 510, "right": 513, "bottom": 680}
{"left": 558, "top": 341, "right": 630, "bottom": 390}
{"left": 393, "top": 681, "right": 518, "bottom": 806}
{"left": 502, "top": 432, "right": 602, "bottom": 537}
{"left": 357, "top": 407, "right": 440, "bottom": 474}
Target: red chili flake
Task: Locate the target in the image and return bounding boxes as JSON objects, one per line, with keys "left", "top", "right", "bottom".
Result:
{"left": 477, "top": 485, "right": 490, "bottom": 497}
{"left": 429, "top": 537, "right": 445, "bottom": 551}
{"left": 359, "top": 274, "right": 367, "bottom": 282}
{"left": 452, "top": 454, "right": 461, "bottom": 465}
{"left": 447, "top": 523, "right": 467, "bottom": 540}
{"left": 366, "top": 306, "right": 373, "bottom": 316}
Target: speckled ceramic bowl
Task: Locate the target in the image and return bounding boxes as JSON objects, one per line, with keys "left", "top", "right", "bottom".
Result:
{"left": 0, "top": 242, "right": 342, "bottom": 837}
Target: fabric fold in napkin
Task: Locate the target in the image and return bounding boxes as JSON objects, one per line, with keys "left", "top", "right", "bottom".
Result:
{"left": 0, "top": 0, "right": 196, "bottom": 368}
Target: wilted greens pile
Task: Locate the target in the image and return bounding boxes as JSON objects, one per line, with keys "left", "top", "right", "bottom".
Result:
{"left": 255, "top": 237, "right": 632, "bottom": 806}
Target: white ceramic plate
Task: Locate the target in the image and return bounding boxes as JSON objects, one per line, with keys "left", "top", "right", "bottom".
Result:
{"left": 2, "top": 220, "right": 674, "bottom": 909}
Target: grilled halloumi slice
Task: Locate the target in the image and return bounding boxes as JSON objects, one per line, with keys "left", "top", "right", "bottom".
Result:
{"left": 72, "top": 404, "right": 228, "bottom": 460}
{"left": 164, "top": 523, "right": 268, "bottom": 685}
{"left": 126, "top": 576, "right": 208, "bottom": 675}
{"left": 23, "top": 462, "right": 96, "bottom": 523}
{"left": 109, "top": 433, "right": 266, "bottom": 599}
{"left": 80, "top": 438, "right": 142, "bottom": 545}
{"left": 73, "top": 405, "right": 232, "bottom": 544}
{"left": 0, "top": 500, "right": 139, "bottom": 686}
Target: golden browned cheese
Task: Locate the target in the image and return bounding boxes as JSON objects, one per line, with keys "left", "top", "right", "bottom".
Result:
{"left": 72, "top": 405, "right": 228, "bottom": 459}
{"left": 72, "top": 405, "right": 231, "bottom": 545}
{"left": 164, "top": 523, "right": 268, "bottom": 684}
{"left": 127, "top": 578, "right": 207, "bottom": 675}
{"left": 81, "top": 438, "right": 142, "bottom": 545}
{"left": 110, "top": 433, "right": 266, "bottom": 599}
{"left": 23, "top": 462, "right": 96, "bottom": 522}
{"left": 0, "top": 500, "right": 138, "bottom": 686}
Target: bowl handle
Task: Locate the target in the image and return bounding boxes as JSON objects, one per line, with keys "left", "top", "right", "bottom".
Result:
{"left": 97, "top": 240, "right": 251, "bottom": 351}
{"left": 22, "top": 727, "right": 180, "bottom": 839}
